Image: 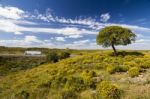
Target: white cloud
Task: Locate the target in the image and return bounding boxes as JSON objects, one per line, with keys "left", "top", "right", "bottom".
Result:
{"left": 1, "top": 6, "right": 149, "bottom": 37}
{"left": 0, "top": 5, "right": 150, "bottom": 49}
{"left": 100, "top": 13, "right": 111, "bottom": 22}
{"left": 14, "top": 31, "right": 23, "bottom": 35}
{"left": 0, "top": 35, "right": 44, "bottom": 47}
{"left": 136, "top": 39, "right": 150, "bottom": 43}
{"left": 73, "top": 40, "right": 90, "bottom": 44}
{"left": 0, "top": 19, "right": 96, "bottom": 36}
{"left": 66, "top": 35, "right": 83, "bottom": 39}
{"left": 55, "top": 37, "right": 66, "bottom": 42}
{"left": 136, "top": 34, "right": 144, "bottom": 38}
{"left": 24, "top": 35, "right": 42, "bottom": 43}
{"left": 0, "top": 6, "right": 24, "bottom": 19}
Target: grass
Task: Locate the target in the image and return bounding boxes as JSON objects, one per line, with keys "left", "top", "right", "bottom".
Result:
{"left": 0, "top": 50, "right": 150, "bottom": 99}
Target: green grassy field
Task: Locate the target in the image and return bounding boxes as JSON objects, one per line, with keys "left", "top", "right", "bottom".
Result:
{"left": 0, "top": 49, "right": 150, "bottom": 99}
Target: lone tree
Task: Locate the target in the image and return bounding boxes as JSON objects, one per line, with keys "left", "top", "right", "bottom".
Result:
{"left": 96, "top": 26, "right": 136, "bottom": 55}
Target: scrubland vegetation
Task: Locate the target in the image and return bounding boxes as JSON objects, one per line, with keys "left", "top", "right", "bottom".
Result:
{"left": 0, "top": 47, "right": 71, "bottom": 76}
{"left": 0, "top": 26, "right": 149, "bottom": 99}
{"left": 0, "top": 50, "right": 150, "bottom": 99}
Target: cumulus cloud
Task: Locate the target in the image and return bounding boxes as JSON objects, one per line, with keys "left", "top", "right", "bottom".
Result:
{"left": 0, "top": 5, "right": 150, "bottom": 49}
{"left": 14, "top": 31, "right": 23, "bottom": 35}
{"left": 0, "top": 5, "right": 24, "bottom": 19}
{"left": 0, "top": 35, "right": 43, "bottom": 47}
{"left": 66, "top": 35, "right": 83, "bottom": 39}
{"left": 0, "top": 19, "right": 96, "bottom": 35}
{"left": 100, "top": 13, "right": 111, "bottom": 22}
{"left": 24, "top": 35, "right": 42, "bottom": 43}
{"left": 55, "top": 37, "right": 66, "bottom": 42}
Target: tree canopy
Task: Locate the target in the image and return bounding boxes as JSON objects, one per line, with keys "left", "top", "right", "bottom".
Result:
{"left": 96, "top": 26, "right": 136, "bottom": 55}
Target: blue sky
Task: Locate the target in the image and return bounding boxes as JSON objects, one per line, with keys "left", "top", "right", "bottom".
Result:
{"left": 0, "top": 0, "right": 150, "bottom": 49}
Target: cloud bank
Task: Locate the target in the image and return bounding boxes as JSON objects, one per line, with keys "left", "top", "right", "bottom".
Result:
{"left": 0, "top": 5, "right": 150, "bottom": 49}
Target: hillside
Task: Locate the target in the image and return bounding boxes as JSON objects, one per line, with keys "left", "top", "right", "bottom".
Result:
{"left": 0, "top": 51, "right": 150, "bottom": 99}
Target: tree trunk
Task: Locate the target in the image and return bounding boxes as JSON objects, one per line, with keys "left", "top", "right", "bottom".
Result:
{"left": 111, "top": 43, "right": 117, "bottom": 56}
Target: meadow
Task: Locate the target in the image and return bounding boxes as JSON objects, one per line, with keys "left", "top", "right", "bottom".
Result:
{"left": 0, "top": 47, "right": 150, "bottom": 99}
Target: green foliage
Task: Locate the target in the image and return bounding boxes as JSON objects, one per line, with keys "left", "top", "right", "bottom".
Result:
{"left": 140, "top": 61, "right": 150, "bottom": 69}
{"left": 128, "top": 67, "right": 140, "bottom": 77}
{"left": 59, "top": 51, "right": 70, "bottom": 59}
{"left": 96, "top": 26, "right": 136, "bottom": 47}
{"left": 96, "top": 26, "right": 136, "bottom": 55}
{"left": 106, "top": 65, "right": 129, "bottom": 74}
{"left": 46, "top": 51, "right": 70, "bottom": 63}
{"left": 64, "top": 76, "right": 85, "bottom": 92}
{"left": 97, "top": 81, "right": 121, "bottom": 99}
{"left": 15, "top": 90, "right": 30, "bottom": 99}
{"left": 46, "top": 51, "right": 59, "bottom": 63}
{"left": 0, "top": 50, "right": 150, "bottom": 99}
{"left": 0, "top": 56, "right": 46, "bottom": 76}
{"left": 81, "top": 70, "right": 96, "bottom": 88}
{"left": 106, "top": 65, "right": 118, "bottom": 74}
{"left": 60, "top": 89, "right": 78, "bottom": 99}
{"left": 80, "top": 90, "right": 97, "bottom": 99}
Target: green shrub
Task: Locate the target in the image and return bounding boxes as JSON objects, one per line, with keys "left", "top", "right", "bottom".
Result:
{"left": 15, "top": 90, "right": 30, "bottom": 99}
{"left": 64, "top": 76, "right": 85, "bottom": 92}
{"left": 94, "top": 63, "right": 104, "bottom": 69}
{"left": 60, "top": 89, "right": 78, "bottom": 99}
{"left": 123, "top": 61, "right": 138, "bottom": 67}
{"left": 97, "top": 81, "right": 121, "bottom": 99}
{"left": 80, "top": 90, "right": 96, "bottom": 99}
{"left": 82, "top": 59, "right": 92, "bottom": 64}
{"left": 106, "top": 65, "right": 117, "bottom": 74}
{"left": 140, "top": 61, "right": 150, "bottom": 69}
{"left": 50, "top": 76, "right": 66, "bottom": 89}
{"left": 118, "top": 65, "right": 130, "bottom": 72}
{"left": 59, "top": 51, "right": 70, "bottom": 59}
{"left": 46, "top": 51, "right": 59, "bottom": 63}
{"left": 106, "top": 65, "right": 129, "bottom": 74}
{"left": 128, "top": 67, "right": 140, "bottom": 77}
{"left": 81, "top": 70, "right": 96, "bottom": 88}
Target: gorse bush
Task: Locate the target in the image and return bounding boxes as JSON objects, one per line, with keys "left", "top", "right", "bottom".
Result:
{"left": 106, "top": 65, "right": 128, "bottom": 74}
{"left": 64, "top": 76, "right": 85, "bottom": 92}
{"left": 140, "top": 61, "right": 150, "bottom": 69}
{"left": 97, "top": 81, "right": 121, "bottom": 99}
{"left": 81, "top": 70, "right": 96, "bottom": 88}
{"left": 106, "top": 65, "right": 118, "bottom": 74}
{"left": 128, "top": 67, "right": 140, "bottom": 77}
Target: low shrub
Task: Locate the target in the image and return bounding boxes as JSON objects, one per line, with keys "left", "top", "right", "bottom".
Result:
{"left": 59, "top": 51, "right": 70, "bottom": 59}
{"left": 123, "top": 61, "right": 138, "bottom": 67}
{"left": 60, "top": 89, "right": 78, "bottom": 99}
{"left": 106, "top": 65, "right": 117, "bottom": 74}
{"left": 128, "top": 67, "right": 140, "bottom": 77}
{"left": 94, "top": 63, "right": 104, "bottom": 69}
{"left": 118, "top": 65, "right": 130, "bottom": 72}
{"left": 106, "top": 64, "right": 130, "bottom": 74}
{"left": 140, "top": 61, "right": 150, "bottom": 69}
{"left": 82, "top": 59, "right": 93, "bottom": 64}
{"left": 15, "top": 90, "right": 30, "bottom": 99}
{"left": 81, "top": 70, "right": 96, "bottom": 88}
{"left": 96, "top": 81, "right": 121, "bottom": 99}
{"left": 46, "top": 51, "right": 59, "bottom": 63}
{"left": 64, "top": 76, "right": 85, "bottom": 92}
{"left": 80, "top": 90, "right": 96, "bottom": 99}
